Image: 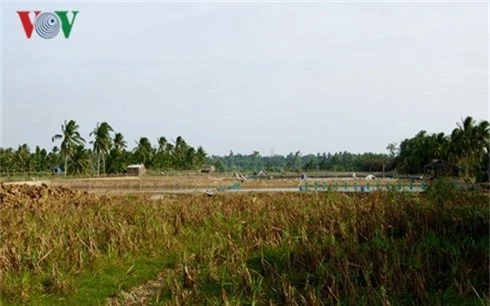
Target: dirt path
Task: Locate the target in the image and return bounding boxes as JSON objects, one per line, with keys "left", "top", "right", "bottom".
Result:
{"left": 106, "top": 272, "right": 168, "bottom": 306}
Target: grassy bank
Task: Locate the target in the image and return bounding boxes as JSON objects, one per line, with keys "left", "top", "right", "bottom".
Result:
{"left": 0, "top": 183, "right": 488, "bottom": 305}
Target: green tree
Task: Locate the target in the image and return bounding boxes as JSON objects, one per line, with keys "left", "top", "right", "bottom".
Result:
{"left": 113, "top": 133, "right": 127, "bottom": 152}
{"left": 154, "top": 136, "right": 172, "bottom": 170}
{"left": 450, "top": 117, "right": 489, "bottom": 178}
{"left": 13, "top": 144, "right": 32, "bottom": 172}
{"left": 106, "top": 132, "right": 128, "bottom": 174}
{"left": 70, "top": 145, "right": 92, "bottom": 175}
{"left": 386, "top": 143, "right": 398, "bottom": 158}
{"left": 133, "top": 137, "right": 154, "bottom": 167}
{"left": 32, "top": 146, "right": 49, "bottom": 172}
{"left": 157, "top": 137, "right": 167, "bottom": 153}
{"left": 196, "top": 146, "right": 207, "bottom": 166}
{"left": 90, "top": 122, "right": 114, "bottom": 176}
{"left": 52, "top": 120, "right": 85, "bottom": 175}
{"left": 172, "top": 136, "right": 189, "bottom": 169}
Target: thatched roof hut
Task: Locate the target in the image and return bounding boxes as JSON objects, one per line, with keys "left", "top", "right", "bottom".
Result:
{"left": 424, "top": 159, "right": 461, "bottom": 179}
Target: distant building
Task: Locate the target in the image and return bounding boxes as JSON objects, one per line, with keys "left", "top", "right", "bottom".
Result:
{"left": 201, "top": 164, "right": 216, "bottom": 173}
{"left": 52, "top": 167, "right": 63, "bottom": 175}
{"left": 127, "top": 164, "right": 146, "bottom": 176}
{"left": 424, "top": 159, "right": 461, "bottom": 179}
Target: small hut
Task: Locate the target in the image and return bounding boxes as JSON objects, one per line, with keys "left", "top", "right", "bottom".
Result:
{"left": 127, "top": 164, "right": 146, "bottom": 176}
{"left": 424, "top": 159, "right": 461, "bottom": 179}
{"left": 201, "top": 165, "right": 216, "bottom": 173}
{"left": 257, "top": 169, "right": 267, "bottom": 176}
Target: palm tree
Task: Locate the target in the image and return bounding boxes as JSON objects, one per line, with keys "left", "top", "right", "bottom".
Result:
{"left": 113, "top": 132, "right": 127, "bottom": 153}
{"left": 14, "top": 144, "right": 31, "bottom": 172}
{"left": 106, "top": 132, "right": 127, "bottom": 174}
{"left": 451, "top": 117, "right": 490, "bottom": 178}
{"left": 70, "top": 145, "right": 92, "bottom": 175}
{"left": 185, "top": 147, "right": 196, "bottom": 169}
{"left": 474, "top": 120, "right": 490, "bottom": 151}
{"left": 434, "top": 132, "right": 448, "bottom": 159}
{"left": 133, "top": 137, "right": 153, "bottom": 167}
{"left": 90, "top": 122, "right": 114, "bottom": 176}
{"left": 196, "top": 146, "right": 207, "bottom": 166}
{"left": 172, "top": 136, "right": 188, "bottom": 168}
{"left": 52, "top": 120, "right": 85, "bottom": 175}
{"left": 153, "top": 136, "right": 171, "bottom": 170}
{"left": 157, "top": 137, "right": 167, "bottom": 153}
{"left": 32, "top": 146, "right": 49, "bottom": 172}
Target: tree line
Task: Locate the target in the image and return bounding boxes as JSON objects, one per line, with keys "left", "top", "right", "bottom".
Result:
{"left": 0, "top": 120, "right": 207, "bottom": 175}
{"left": 209, "top": 116, "right": 488, "bottom": 182}
{"left": 0, "top": 116, "right": 487, "bottom": 181}
{"left": 395, "top": 116, "right": 489, "bottom": 181}
{"left": 208, "top": 151, "right": 395, "bottom": 173}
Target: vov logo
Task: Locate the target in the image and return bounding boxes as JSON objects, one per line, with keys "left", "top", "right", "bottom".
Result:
{"left": 17, "top": 11, "right": 79, "bottom": 39}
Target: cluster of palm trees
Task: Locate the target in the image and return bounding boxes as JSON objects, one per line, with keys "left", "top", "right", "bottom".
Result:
{"left": 396, "top": 116, "right": 489, "bottom": 180}
{"left": 0, "top": 119, "right": 208, "bottom": 176}
{"left": 51, "top": 120, "right": 208, "bottom": 175}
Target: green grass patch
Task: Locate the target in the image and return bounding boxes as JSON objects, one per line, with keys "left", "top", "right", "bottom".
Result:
{"left": 1, "top": 254, "right": 177, "bottom": 306}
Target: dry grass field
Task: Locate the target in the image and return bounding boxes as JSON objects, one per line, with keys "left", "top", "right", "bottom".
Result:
{"left": 0, "top": 181, "right": 487, "bottom": 305}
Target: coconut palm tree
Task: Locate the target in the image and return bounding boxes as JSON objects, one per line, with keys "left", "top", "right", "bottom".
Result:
{"left": 157, "top": 137, "right": 167, "bottom": 153}
{"left": 196, "top": 146, "right": 207, "bottom": 166}
{"left": 70, "top": 145, "right": 92, "bottom": 175}
{"left": 450, "top": 117, "right": 490, "bottom": 178}
{"left": 133, "top": 137, "right": 153, "bottom": 167}
{"left": 106, "top": 132, "right": 127, "bottom": 174}
{"left": 474, "top": 120, "right": 490, "bottom": 151}
{"left": 52, "top": 120, "right": 85, "bottom": 175}
{"left": 13, "top": 144, "right": 31, "bottom": 172}
{"left": 172, "top": 136, "right": 188, "bottom": 168}
{"left": 32, "top": 146, "right": 49, "bottom": 172}
{"left": 90, "top": 122, "right": 114, "bottom": 176}
{"left": 153, "top": 136, "right": 172, "bottom": 170}
{"left": 113, "top": 132, "right": 127, "bottom": 153}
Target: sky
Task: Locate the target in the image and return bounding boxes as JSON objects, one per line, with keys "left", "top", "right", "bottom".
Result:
{"left": 1, "top": 1, "right": 488, "bottom": 156}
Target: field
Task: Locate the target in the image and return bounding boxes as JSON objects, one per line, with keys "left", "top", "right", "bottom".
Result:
{"left": 3, "top": 174, "right": 421, "bottom": 194}
{"left": 0, "top": 181, "right": 488, "bottom": 305}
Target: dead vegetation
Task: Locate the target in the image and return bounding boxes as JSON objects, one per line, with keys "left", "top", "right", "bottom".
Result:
{"left": 0, "top": 183, "right": 488, "bottom": 305}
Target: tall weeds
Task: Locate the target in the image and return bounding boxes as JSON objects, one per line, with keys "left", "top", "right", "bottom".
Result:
{"left": 0, "top": 183, "right": 488, "bottom": 305}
